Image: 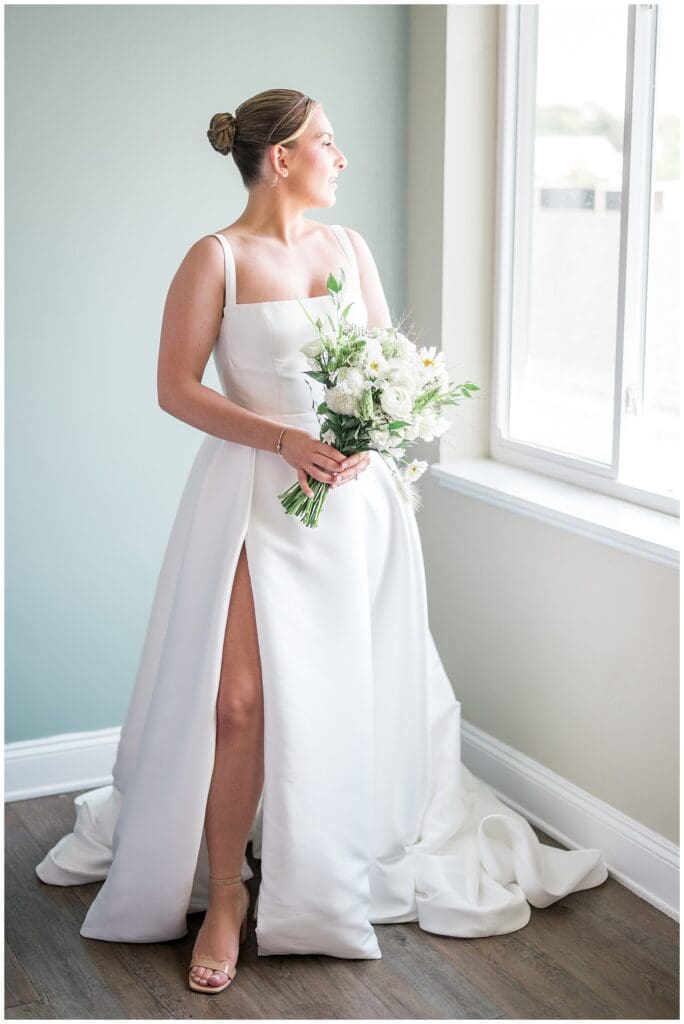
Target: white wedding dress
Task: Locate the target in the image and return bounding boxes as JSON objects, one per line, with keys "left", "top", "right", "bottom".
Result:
{"left": 35, "top": 225, "right": 608, "bottom": 958}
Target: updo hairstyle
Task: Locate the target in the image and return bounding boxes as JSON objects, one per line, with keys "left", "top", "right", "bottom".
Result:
{"left": 207, "top": 88, "right": 319, "bottom": 188}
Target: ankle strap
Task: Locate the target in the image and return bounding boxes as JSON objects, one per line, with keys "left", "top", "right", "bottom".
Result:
{"left": 209, "top": 873, "right": 243, "bottom": 885}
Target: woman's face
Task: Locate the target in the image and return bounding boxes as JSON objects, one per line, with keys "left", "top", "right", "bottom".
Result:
{"left": 279, "top": 106, "right": 348, "bottom": 208}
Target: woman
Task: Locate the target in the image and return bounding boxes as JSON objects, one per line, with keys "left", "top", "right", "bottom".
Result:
{"left": 36, "top": 89, "right": 608, "bottom": 995}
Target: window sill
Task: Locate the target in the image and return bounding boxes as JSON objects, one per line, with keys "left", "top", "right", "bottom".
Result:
{"left": 431, "top": 458, "right": 679, "bottom": 568}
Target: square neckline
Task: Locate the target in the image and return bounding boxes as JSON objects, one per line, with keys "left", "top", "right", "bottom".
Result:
{"left": 231, "top": 292, "right": 342, "bottom": 309}
{"left": 212, "top": 226, "right": 361, "bottom": 310}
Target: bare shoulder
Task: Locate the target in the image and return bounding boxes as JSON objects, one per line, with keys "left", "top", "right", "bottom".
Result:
{"left": 165, "top": 234, "right": 224, "bottom": 290}
{"left": 161, "top": 234, "right": 225, "bottom": 341}
{"left": 342, "top": 226, "right": 382, "bottom": 282}
{"left": 166, "top": 234, "right": 226, "bottom": 302}
{"left": 343, "top": 225, "right": 372, "bottom": 260}
{"left": 341, "top": 226, "right": 392, "bottom": 329}
{"left": 188, "top": 232, "right": 226, "bottom": 267}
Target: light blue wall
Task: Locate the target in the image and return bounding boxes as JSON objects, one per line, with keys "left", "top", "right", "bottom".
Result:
{"left": 5, "top": 4, "right": 408, "bottom": 742}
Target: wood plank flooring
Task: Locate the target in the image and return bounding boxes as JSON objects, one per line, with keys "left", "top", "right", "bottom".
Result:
{"left": 5, "top": 790, "right": 679, "bottom": 1019}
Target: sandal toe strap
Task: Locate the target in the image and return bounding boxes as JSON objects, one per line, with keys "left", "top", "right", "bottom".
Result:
{"left": 189, "top": 954, "right": 236, "bottom": 978}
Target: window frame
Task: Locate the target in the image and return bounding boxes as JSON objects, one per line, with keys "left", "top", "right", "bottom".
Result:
{"left": 490, "top": 3, "right": 678, "bottom": 517}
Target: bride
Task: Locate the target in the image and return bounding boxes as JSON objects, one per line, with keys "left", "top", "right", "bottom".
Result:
{"left": 35, "top": 88, "right": 608, "bottom": 996}
{"left": 169, "top": 94, "right": 372, "bottom": 992}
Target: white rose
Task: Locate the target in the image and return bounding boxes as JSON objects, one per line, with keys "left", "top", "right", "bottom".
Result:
{"left": 379, "top": 385, "right": 413, "bottom": 420}
{"left": 385, "top": 360, "right": 419, "bottom": 393}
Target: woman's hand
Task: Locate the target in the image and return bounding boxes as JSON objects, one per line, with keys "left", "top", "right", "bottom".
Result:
{"left": 279, "top": 428, "right": 372, "bottom": 498}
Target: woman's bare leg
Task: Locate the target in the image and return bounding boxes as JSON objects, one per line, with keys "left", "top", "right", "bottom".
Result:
{"left": 190, "top": 541, "right": 264, "bottom": 987}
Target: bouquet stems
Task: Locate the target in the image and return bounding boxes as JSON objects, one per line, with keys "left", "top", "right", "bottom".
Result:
{"left": 278, "top": 476, "right": 331, "bottom": 528}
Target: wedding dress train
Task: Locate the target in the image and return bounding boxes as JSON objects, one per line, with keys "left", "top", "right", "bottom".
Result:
{"left": 35, "top": 224, "right": 608, "bottom": 957}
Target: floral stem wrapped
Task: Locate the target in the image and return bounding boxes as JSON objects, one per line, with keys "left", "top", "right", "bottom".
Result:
{"left": 277, "top": 270, "right": 479, "bottom": 527}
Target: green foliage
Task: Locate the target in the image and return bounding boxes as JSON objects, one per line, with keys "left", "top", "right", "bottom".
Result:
{"left": 536, "top": 102, "right": 623, "bottom": 151}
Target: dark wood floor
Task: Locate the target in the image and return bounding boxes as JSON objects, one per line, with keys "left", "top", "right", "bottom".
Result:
{"left": 5, "top": 790, "right": 679, "bottom": 1019}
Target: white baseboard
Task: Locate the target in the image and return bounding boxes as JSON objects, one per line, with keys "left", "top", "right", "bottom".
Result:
{"left": 461, "top": 718, "right": 679, "bottom": 922}
{"left": 5, "top": 721, "right": 678, "bottom": 921}
{"left": 4, "top": 727, "right": 120, "bottom": 802}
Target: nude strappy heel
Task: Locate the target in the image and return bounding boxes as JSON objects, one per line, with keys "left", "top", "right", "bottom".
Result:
{"left": 188, "top": 873, "right": 249, "bottom": 994}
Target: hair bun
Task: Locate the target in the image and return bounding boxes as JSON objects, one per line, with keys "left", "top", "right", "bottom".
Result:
{"left": 207, "top": 112, "right": 237, "bottom": 155}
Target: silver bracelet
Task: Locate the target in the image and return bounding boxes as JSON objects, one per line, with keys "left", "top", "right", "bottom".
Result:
{"left": 275, "top": 426, "right": 288, "bottom": 455}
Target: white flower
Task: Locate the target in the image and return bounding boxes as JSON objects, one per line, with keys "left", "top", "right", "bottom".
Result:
{"left": 385, "top": 359, "right": 419, "bottom": 392}
{"left": 379, "top": 385, "right": 413, "bottom": 420}
{"left": 362, "top": 339, "right": 388, "bottom": 378}
{"left": 369, "top": 427, "right": 391, "bottom": 449}
{"left": 321, "top": 428, "right": 337, "bottom": 445}
{"left": 417, "top": 345, "right": 444, "bottom": 371}
{"left": 400, "top": 418, "right": 421, "bottom": 442}
{"left": 394, "top": 332, "right": 417, "bottom": 358}
{"left": 334, "top": 366, "right": 366, "bottom": 397}
{"left": 380, "top": 331, "right": 408, "bottom": 360}
{"left": 415, "top": 408, "right": 439, "bottom": 441}
{"left": 302, "top": 337, "right": 324, "bottom": 358}
{"left": 325, "top": 385, "right": 360, "bottom": 417}
{"left": 402, "top": 458, "right": 428, "bottom": 482}
{"left": 417, "top": 347, "right": 450, "bottom": 389}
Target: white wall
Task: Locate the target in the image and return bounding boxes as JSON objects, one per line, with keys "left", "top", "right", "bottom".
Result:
{"left": 5, "top": 3, "right": 408, "bottom": 743}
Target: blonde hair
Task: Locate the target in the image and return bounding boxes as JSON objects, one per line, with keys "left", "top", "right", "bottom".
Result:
{"left": 207, "top": 89, "right": 319, "bottom": 188}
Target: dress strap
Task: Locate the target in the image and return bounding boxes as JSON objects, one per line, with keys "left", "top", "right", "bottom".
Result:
{"left": 210, "top": 233, "right": 237, "bottom": 309}
{"left": 330, "top": 225, "right": 360, "bottom": 291}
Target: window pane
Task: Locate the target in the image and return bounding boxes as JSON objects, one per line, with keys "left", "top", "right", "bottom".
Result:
{"left": 509, "top": 5, "right": 628, "bottom": 463}
{"left": 639, "top": 4, "right": 680, "bottom": 498}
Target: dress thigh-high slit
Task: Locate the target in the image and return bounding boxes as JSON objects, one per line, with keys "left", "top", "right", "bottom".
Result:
{"left": 203, "top": 539, "right": 264, "bottom": 880}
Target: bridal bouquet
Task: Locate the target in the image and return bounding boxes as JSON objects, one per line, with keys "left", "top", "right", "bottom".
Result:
{"left": 277, "top": 270, "right": 479, "bottom": 528}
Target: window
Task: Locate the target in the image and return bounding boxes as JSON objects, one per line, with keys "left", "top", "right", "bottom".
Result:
{"left": 493, "top": 4, "right": 679, "bottom": 515}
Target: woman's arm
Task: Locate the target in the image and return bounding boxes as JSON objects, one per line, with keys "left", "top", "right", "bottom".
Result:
{"left": 156, "top": 235, "right": 285, "bottom": 452}
{"left": 344, "top": 227, "right": 393, "bottom": 331}
{"left": 156, "top": 235, "right": 369, "bottom": 495}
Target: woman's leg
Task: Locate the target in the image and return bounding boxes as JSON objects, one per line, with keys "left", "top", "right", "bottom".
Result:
{"left": 190, "top": 541, "right": 264, "bottom": 987}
